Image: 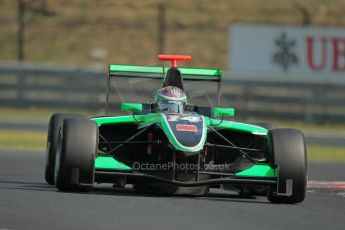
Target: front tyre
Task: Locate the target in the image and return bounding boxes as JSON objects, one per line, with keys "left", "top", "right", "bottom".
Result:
{"left": 44, "top": 113, "right": 84, "bottom": 185}
{"left": 54, "top": 118, "right": 98, "bottom": 192}
{"left": 267, "top": 129, "right": 307, "bottom": 204}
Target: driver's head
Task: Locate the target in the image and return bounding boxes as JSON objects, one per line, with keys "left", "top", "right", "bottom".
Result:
{"left": 155, "top": 86, "right": 187, "bottom": 113}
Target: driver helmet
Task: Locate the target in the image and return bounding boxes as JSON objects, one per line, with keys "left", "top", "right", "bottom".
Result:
{"left": 155, "top": 86, "right": 187, "bottom": 113}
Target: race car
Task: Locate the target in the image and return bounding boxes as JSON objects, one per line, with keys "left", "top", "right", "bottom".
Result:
{"left": 44, "top": 54, "right": 307, "bottom": 204}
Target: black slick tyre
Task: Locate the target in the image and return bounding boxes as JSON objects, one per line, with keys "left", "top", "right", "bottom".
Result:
{"left": 54, "top": 118, "right": 98, "bottom": 192}
{"left": 44, "top": 113, "right": 83, "bottom": 185}
{"left": 266, "top": 128, "right": 307, "bottom": 204}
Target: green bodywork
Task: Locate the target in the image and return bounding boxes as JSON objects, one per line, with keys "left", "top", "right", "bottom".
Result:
{"left": 92, "top": 113, "right": 207, "bottom": 152}
{"left": 92, "top": 114, "right": 268, "bottom": 152}
{"left": 108, "top": 64, "right": 222, "bottom": 82}
{"left": 121, "top": 103, "right": 143, "bottom": 113}
{"left": 213, "top": 107, "right": 235, "bottom": 117}
{"left": 94, "top": 155, "right": 277, "bottom": 178}
{"left": 95, "top": 63, "right": 276, "bottom": 179}
{"left": 91, "top": 113, "right": 273, "bottom": 178}
{"left": 92, "top": 114, "right": 267, "bottom": 135}
{"left": 235, "top": 164, "right": 277, "bottom": 178}
{"left": 95, "top": 155, "right": 131, "bottom": 170}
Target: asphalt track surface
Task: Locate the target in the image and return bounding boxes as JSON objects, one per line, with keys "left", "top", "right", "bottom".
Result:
{"left": 0, "top": 150, "right": 345, "bottom": 230}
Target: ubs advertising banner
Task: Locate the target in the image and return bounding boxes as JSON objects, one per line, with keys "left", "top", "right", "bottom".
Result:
{"left": 230, "top": 24, "right": 345, "bottom": 77}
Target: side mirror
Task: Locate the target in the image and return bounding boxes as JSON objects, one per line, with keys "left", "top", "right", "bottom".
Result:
{"left": 213, "top": 107, "right": 235, "bottom": 117}
{"left": 121, "top": 103, "right": 143, "bottom": 113}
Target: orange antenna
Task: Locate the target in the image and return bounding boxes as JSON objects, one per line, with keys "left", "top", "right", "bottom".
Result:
{"left": 158, "top": 54, "right": 192, "bottom": 67}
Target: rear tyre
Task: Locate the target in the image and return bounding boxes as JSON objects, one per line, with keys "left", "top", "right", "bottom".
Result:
{"left": 54, "top": 118, "right": 98, "bottom": 192}
{"left": 266, "top": 129, "right": 307, "bottom": 204}
{"left": 44, "top": 113, "right": 83, "bottom": 185}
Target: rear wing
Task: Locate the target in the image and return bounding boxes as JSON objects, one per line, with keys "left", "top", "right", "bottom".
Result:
{"left": 105, "top": 55, "right": 222, "bottom": 114}
{"left": 108, "top": 64, "right": 222, "bottom": 82}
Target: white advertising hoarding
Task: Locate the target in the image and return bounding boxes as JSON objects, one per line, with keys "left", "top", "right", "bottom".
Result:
{"left": 229, "top": 24, "right": 345, "bottom": 77}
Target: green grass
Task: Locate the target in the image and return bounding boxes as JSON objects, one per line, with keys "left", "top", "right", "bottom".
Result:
{"left": 307, "top": 145, "right": 345, "bottom": 162}
{"left": 0, "top": 130, "right": 46, "bottom": 150}
{"left": 0, "top": 130, "right": 344, "bottom": 162}
{"left": 0, "top": 107, "right": 97, "bottom": 122}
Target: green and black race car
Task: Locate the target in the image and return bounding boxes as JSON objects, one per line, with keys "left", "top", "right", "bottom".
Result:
{"left": 44, "top": 55, "right": 307, "bottom": 203}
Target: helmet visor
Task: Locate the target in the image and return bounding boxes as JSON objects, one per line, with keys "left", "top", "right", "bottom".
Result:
{"left": 157, "top": 101, "right": 185, "bottom": 113}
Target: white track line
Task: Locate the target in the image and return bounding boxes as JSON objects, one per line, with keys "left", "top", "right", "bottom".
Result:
{"left": 308, "top": 180, "right": 345, "bottom": 193}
